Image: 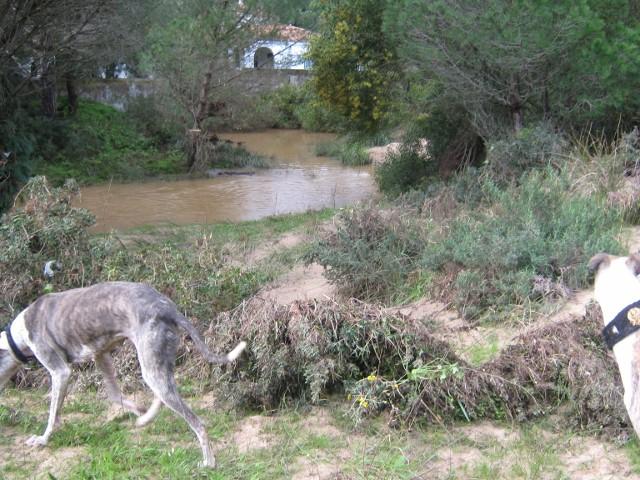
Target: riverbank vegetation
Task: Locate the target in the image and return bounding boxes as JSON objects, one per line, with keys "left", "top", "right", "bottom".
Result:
{"left": 4, "top": 0, "right": 640, "bottom": 477}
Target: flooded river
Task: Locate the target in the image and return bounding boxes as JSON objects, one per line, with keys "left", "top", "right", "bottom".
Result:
{"left": 77, "top": 130, "right": 377, "bottom": 232}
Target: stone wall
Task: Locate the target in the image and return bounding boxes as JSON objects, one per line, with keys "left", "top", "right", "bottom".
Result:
{"left": 78, "top": 69, "right": 310, "bottom": 111}
{"left": 78, "top": 79, "right": 156, "bottom": 111}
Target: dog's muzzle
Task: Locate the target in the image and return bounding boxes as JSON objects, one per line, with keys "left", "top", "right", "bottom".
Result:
{"left": 602, "top": 300, "right": 640, "bottom": 349}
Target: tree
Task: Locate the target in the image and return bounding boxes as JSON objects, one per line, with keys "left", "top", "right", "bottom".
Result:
{"left": 307, "top": 0, "right": 398, "bottom": 132}
{"left": 0, "top": 0, "right": 151, "bottom": 118}
{"left": 261, "top": 0, "right": 316, "bottom": 29}
{"left": 389, "top": 0, "right": 640, "bottom": 137}
{"left": 143, "top": 0, "right": 281, "bottom": 171}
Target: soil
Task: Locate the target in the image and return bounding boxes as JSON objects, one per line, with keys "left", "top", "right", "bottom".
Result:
{"left": 367, "top": 143, "right": 401, "bottom": 166}
{"left": 246, "top": 226, "right": 640, "bottom": 478}
{"left": 259, "top": 263, "right": 336, "bottom": 305}
{"left": 560, "top": 436, "right": 634, "bottom": 480}
{"left": 247, "top": 232, "right": 306, "bottom": 264}
{"left": 230, "top": 415, "right": 276, "bottom": 453}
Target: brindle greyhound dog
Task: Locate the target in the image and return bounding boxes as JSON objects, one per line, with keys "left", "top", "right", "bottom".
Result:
{"left": 590, "top": 253, "right": 640, "bottom": 438}
{"left": 0, "top": 282, "right": 246, "bottom": 468}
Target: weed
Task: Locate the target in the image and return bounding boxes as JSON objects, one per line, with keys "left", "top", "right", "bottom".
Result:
{"left": 0, "top": 404, "right": 43, "bottom": 432}
{"left": 307, "top": 204, "right": 425, "bottom": 301}
{"left": 485, "top": 123, "right": 568, "bottom": 184}
{"left": 315, "top": 137, "right": 370, "bottom": 166}
{"left": 467, "top": 335, "right": 501, "bottom": 366}
{"left": 424, "top": 168, "right": 623, "bottom": 319}
{"left": 33, "top": 100, "right": 186, "bottom": 185}
{"left": 209, "top": 141, "right": 270, "bottom": 169}
{"left": 0, "top": 177, "right": 97, "bottom": 318}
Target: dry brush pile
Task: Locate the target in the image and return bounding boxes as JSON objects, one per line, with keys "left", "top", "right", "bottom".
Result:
{"left": 203, "top": 298, "right": 627, "bottom": 438}
{"left": 14, "top": 296, "right": 625, "bottom": 439}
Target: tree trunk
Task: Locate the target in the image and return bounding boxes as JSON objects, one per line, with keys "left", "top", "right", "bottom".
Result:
{"left": 41, "top": 61, "right": 57, "bottom": 118}
{"left": 187, "top": 63, "right": 216, "bottom": 171}
{"left": 194, "top": 62, "right": 214, "bottom": 129}
{"left": 512, "top": 106, "right": 523, "bottom": 132}
{"left": 105, "top": 63, "right": 117, "bottom": 79}
{"left": 66, "top": 73, "right": 78, "bottom": 115}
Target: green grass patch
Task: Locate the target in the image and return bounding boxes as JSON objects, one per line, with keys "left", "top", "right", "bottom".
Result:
{"left": 0, "top": 404, "right": 43, "bottom": 433}
{"left": 50, "top": 421, "right": 128, "bottom": 449}
{"left": 467, "top": 334, "right": 501, "bottom": 366}
{"left": 211, "top": 142, "right": 270, "bottom": 169}
{"left": 626, "top": 438, "right": 640, "bottom": 474}
{"left": 33, "top": 100, "right": 187, "bottom": 186}
{"left": 316, "top": 132, "right": 390, "bottom": 166}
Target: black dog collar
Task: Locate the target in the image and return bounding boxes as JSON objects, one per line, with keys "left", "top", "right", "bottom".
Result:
{"left": 602, "top": 300, "right": 640, "bottom": 350}
{"left": 4, "top": 323, "right": 34, "bottom": 363}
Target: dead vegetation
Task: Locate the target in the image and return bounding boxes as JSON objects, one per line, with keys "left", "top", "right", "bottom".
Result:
{"left": 14, "top": 296, "right": 626, "bottom": 440}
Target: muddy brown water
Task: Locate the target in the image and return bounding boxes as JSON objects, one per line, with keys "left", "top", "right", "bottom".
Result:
{"left": 76, "top": 130, "right": 377, "bottom": 232}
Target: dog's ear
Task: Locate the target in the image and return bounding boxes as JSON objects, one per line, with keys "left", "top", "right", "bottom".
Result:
{"left": 588, "top": 253, "right": 611, "bottom": 273}
{"left": 627, "top": 254, "right": 640, "bottom": 275}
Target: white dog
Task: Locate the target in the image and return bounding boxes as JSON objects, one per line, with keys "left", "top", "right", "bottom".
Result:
{"left": 590, "top": 253, "right": 640, "bottom": 436}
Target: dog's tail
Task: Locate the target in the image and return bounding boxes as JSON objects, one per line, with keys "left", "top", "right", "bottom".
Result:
{"left": 175, "top": 313, "right": 246, "bottom": 364}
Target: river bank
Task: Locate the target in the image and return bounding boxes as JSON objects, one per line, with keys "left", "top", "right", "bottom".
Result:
{"left": 75, "top": 129, "right": 376, "bottom": 232}
{"left": 2, "top": 204, "right": 640, "bottom": 478}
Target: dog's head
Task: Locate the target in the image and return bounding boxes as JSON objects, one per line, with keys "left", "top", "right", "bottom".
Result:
{"left": 589, "top": 253, "right": 640, "bottom": 278}
{"left": 589, "top": 252, "right": 640, "bottom": 321}
{"left": 0, "top": 332, "right": 21, "bottom": 391}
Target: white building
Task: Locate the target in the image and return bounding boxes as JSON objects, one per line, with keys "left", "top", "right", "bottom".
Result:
{"left": 241, "top": 24, "right": 311, "bottom": 70}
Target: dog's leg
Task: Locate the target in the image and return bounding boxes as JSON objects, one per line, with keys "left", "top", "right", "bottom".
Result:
{"left": 136, "top": 335, "right": 215, "bottom": 468}
{"left": 135, "top": 397, "right": 163, "bottom": 427}
{"left": 144, "top": 378, "right": 214, "bottom": 468}
{"left": 26, "top": 365, "right": 70, "bottom": 446}
{"left": 95, "top": 352, "right": 145, "bottom": 416}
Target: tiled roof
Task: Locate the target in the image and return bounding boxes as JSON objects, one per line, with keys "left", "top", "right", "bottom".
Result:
{"left": 255, "top": 24, "right": 311, "bottom": 42}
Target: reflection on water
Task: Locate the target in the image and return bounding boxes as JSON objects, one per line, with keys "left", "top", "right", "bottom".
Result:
{"left": 77, "top": 129, "right": 377, "bottom": 232}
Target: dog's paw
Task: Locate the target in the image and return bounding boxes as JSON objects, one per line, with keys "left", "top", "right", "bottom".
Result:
{"left": 198, "top": 459, "right": 216, "bottom": 469}
{"left": 132, "top": 405, "right": 146, "bottom": 416}
{"left": 25, "top": 435, "right": 48, "bottom": 447}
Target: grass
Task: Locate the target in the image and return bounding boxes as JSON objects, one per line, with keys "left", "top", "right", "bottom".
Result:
{"left": 467, "top": 334, "right": 501, "bottom": 366}
{"left": 0, "top": 389, "right": 636, "bottom": 478}
{"left": 315, "top": 131, "right": 390, "bottom": 166}
{"left": 31, "top": 100, "right": 274, "bottom": 187}
{"left": 117, "top": 208, "right": 335, "bottom": 251}
{"left": 33, "top": 100, "right": 187, "bottom": 186}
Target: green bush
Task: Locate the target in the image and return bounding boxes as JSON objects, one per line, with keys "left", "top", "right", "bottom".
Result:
{"left": 210, "top": 141, "right": 270, "bottom": 169}
{"left": 485, "top": 123, "right": 568, "bottom": 183}
{"left": 0, "top": 177, "right": 97, "bottom": 317}
{"left": 33, "top": 100, "right": 186, "bottom": 185}
{"left": 255, "top": 84, "right": 346, "bottom": 132}
{"left": 0, "top": 111, "right": 37, "bottom": 213}
{"left": 258, "top": 85, "right": 305, "bottom": 129}
{"left": 400, "top": 83, "right": 484, "bottom": 173}
{"left": 306, "top": 205, "right": 425, "bottom": 301}
{"left": 422, "top": 168, "right": 623, "bottom": 319}
{"left": 315, "top": 138, "right": 370, "bottom": 166}
{"left": 311, "top": 163, "right": 623, "bottom": 319}
{"left": 125, "top": 95, "right": 183, "bottom": 147}
{"left": 375, "top": 139, "right": 437, "bottom": 196}
{"left": 316, "top": 132, "right": 392, "bottom": 166}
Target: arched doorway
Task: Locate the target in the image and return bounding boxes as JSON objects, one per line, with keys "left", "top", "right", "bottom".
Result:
{"left": 254, "top": 47, "right": 275, "bottom": 69}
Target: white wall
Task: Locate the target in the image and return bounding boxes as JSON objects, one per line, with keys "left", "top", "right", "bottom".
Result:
{"left": 242, "top": 40, "right": 311, "bottom": 70}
